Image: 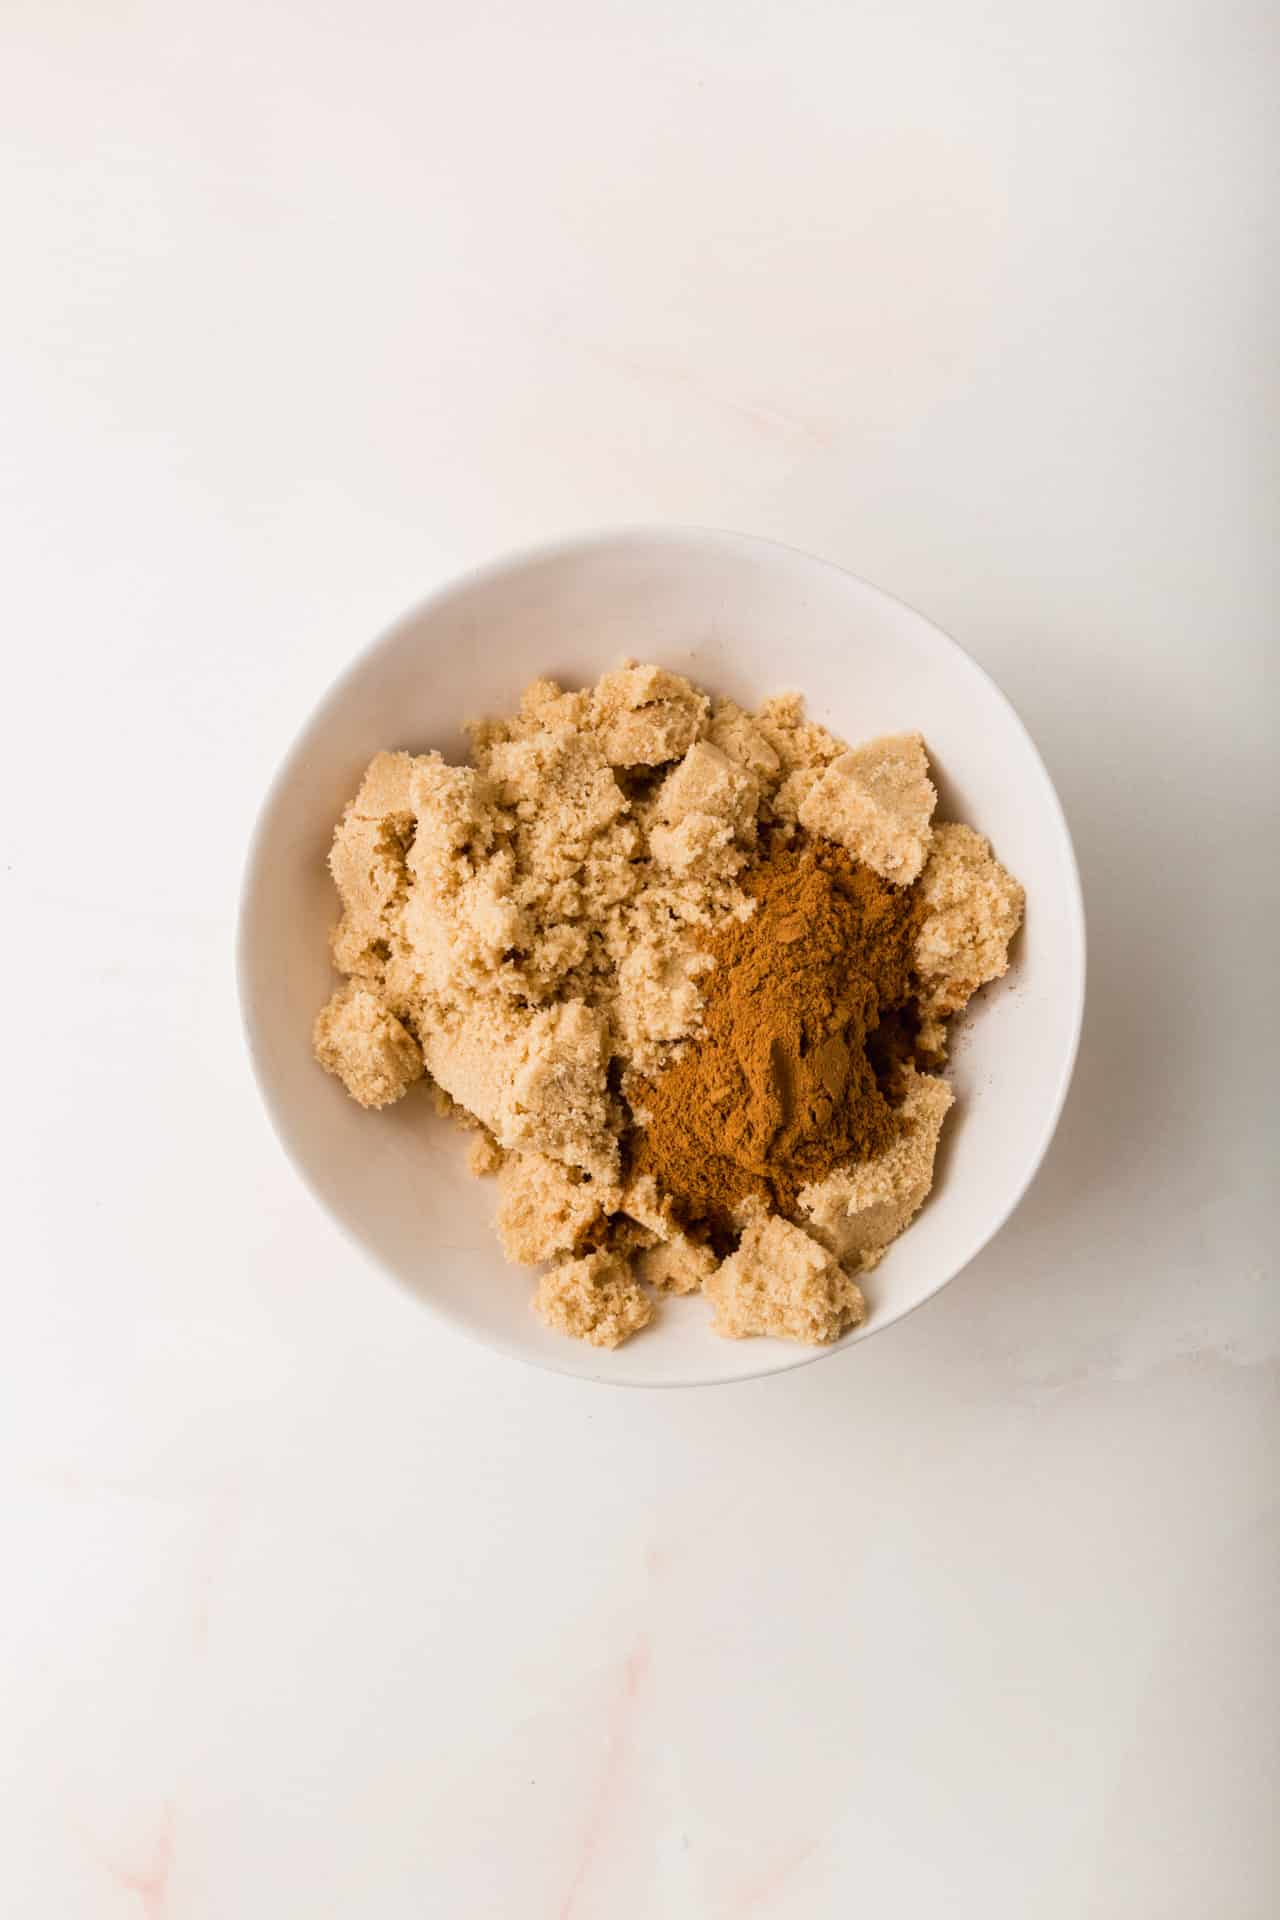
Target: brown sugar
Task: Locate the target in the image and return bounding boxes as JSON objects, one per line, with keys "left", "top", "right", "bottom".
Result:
{"left": 312, "top": 665, "right": 1024, "bottom": 1350}
{"left": 797, "top": 1066, "right": 955, "bottom": 1269}
{"left": 533, "top": 1251, "right": 654, "bottom": 1348}
{"left": 705, "top": 1211, "right": 866, "bottom": 1344}
{"left": 798, "top": 732, "right": 936, "bottom": 884}
{"left": 312, "top": 981, "right": 423, "bottom": 1109}
{"left": 913, "top": 823, "right": 1025, "bottom": 1019}
{"left": 631, "top": 841, "right": 923, "bottom": 1232}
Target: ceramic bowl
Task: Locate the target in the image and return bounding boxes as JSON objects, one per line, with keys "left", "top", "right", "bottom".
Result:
{"left": 238, "top": 528, "right": 1084, "bottom": 1386}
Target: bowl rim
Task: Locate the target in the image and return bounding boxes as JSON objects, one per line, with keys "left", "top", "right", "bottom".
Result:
{"left": 236, "top": 524, "right": 1087, "bottom": 1389}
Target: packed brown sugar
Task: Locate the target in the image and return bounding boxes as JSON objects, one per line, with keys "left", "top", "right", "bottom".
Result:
{"left": 311, "top": 663, "right": 1025, "bottom": 1349}
{"left": 631, "top": 842, "right": 924, "bottom": 1234}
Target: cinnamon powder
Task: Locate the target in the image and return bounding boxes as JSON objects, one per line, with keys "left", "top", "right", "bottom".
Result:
{"left": 631, "top": 841, "right": 922, "bottom": 1233}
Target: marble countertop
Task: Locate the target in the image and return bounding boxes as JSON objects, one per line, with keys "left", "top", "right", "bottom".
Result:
{"left": 3, "top": 2, "right": 1273, "bottom": 1914}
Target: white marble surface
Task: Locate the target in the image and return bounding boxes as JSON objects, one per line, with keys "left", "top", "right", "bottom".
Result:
{"left": 2, "top": 2, "right": 1274, "bottom": 1914}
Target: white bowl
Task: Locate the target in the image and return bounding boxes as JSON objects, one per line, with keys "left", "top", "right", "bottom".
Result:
{"left": 238, "top": 528, "right": 1084, "bottom": 1387}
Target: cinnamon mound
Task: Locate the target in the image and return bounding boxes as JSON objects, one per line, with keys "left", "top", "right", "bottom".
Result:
{"left": 632, "top": 841, "right": 922, "bottom": 1232}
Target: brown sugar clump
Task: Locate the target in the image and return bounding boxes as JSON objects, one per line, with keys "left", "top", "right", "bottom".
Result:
{"left": 631, "top": 841, "right": 923, "bottom": 1231}
{"left": 798, "top": 733, "right": 936, "bottom": 884}
{"left": 495, "top": 1150, "right": 614, "bottom": 1264}
{"left": 635, "top": 1234, "right": 718, "bottom": 1296}
{"left": 913, "top": 823, "right": 1025, "bottom": 1018}
{"left": 705, "top": 1213, "right": 866, "bottom": 1344}
{"left": 313, "top": 982, "right": 423, "bottom": 1109}
{"left": 533, "top": 1251, "right": 654, "bottom": 1348}
{"left": 797, "top": 1067, "right": 954, "bottom": 1268}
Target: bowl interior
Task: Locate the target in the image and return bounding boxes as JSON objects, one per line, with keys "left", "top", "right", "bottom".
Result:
{"left": 239, "top": 529, "right": 1083, "bottom": 1386}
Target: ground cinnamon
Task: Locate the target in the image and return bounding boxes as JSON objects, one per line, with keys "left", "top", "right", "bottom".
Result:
{"left": 631, "top": 840, "right": 922, "bottom": 1233}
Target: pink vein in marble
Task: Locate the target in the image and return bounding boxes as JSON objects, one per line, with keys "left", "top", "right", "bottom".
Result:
{"left": 102, "top": 1801, "right": 176, "bottom": 1920}
{"left": 558, "top": 1633, "right": 651, "bottom": 1920}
